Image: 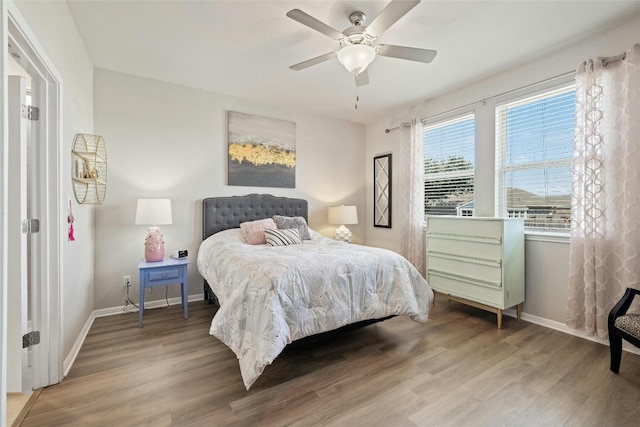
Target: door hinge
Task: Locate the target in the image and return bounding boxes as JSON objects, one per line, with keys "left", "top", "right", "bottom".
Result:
{"left": 23, "top": 331, "right": 41, "bottom": 349}
{"left": 21, "top": 104, "right": 39, "bottom": 121}
{"left": 22, "top": 218, "right": 40, "bottom": 234}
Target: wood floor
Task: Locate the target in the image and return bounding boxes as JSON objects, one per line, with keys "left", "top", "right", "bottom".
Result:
{"left": 17, "top": 297, "right": 640, "bottom": 426}
{"left": 7, "top": 392, "right": 33, "bottom": 426}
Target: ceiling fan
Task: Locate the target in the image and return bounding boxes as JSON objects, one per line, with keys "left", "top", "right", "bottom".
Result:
{"left": 286, "top": 0, "right": 437, "bottom": 87}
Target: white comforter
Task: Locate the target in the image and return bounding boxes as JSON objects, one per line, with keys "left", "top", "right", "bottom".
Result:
{"left": 197, "top": 228, "right": 434, "bottom": 389}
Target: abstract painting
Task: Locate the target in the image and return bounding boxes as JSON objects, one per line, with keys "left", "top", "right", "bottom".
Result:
{"left": 228, "top": 111, "right": 296, "bottom": 188}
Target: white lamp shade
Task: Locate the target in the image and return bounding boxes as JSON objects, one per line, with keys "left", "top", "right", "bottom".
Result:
{"left": 135, "top": 199, "right": 173, "bottom": 225}
{"left": 337, "top": 44, "right": 375, "bottom": 75}
{"left": 328, "top": 205, "right": 358, "bottom": 225}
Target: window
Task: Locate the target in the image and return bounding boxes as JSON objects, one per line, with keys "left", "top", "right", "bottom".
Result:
{"left": 423, "top": 114, "right": 475, "bottom": 216}
{"left": 495, "top": 85, "right": 575, "bottom": 231}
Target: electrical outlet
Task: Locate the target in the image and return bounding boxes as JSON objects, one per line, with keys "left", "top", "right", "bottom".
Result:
{"left": 123, "top": 275, "right": 131, "bottom": 288}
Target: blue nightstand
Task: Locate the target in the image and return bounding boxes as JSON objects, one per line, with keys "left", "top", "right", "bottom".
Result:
{"left": 137, "top": 257, "right": 189, "bottom": 327}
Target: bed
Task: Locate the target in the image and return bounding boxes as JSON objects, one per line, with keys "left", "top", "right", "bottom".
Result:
{"left": 197, "top": 194, "right": 434, "bottom": 389}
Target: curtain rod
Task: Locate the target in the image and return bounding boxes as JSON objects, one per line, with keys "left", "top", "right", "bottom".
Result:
{"left": 384, "top": 49, "right": 629, "bottom": 134}
{"left": 384, "top": 69, "right": 575, "bottom": 134}
{"left": 598, "top": 52, "right": 626, "bottom": 67}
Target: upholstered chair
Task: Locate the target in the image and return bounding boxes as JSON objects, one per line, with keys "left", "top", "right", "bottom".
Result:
{"left": 608, "top": 287, "right": 640, "bottom": 373}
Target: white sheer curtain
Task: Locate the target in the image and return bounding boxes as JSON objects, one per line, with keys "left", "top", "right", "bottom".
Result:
{"left": 398, "top": 119, "right": 425, "bottom": 276}
{"left": 567, "top": 44, "right": 640, "bottom": 338}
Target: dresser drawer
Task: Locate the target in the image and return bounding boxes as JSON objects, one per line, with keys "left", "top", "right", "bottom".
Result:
{"left": 428, "top": 255, "right": 502, "bottom": 286}
{"left": 146, "top": 267, "right": 182, "bottom": 283}
{"left": 428, "top": 272, "right": 505, "bottom": 308}
{"left": 427, "top": 217, "right": 504, "bottom": 238}
{"left": 427, "top": 237, "right": 502, "bottom": 260}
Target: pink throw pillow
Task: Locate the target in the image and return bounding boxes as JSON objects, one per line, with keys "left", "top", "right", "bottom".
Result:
{"left": 240, "top": 218, "right": 277, "bottom": 245}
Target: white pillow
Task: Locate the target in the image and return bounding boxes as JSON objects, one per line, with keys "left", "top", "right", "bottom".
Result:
{"left": 264, "top": 228, "right": 302, "bottom": 246}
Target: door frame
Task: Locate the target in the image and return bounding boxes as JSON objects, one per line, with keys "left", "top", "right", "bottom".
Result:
{"left": 6, "top": 75, "right": 30, "bottom": 393}
{"left": 1, "top": 0, "right": 10, "bottom": 421}
{"left": 2, "top": 0, "right": 63, "bottom": 405}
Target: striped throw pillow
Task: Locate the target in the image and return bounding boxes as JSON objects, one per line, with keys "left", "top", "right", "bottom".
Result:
{"left": 264, "top": 228, "right": 302, "bottom": 247}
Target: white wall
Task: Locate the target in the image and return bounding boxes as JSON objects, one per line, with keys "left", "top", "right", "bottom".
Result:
{"left": 9, "top": 0, "right": 94, "bottom": 364}
{"left": 365, "top": 13, "right": 640, "bottom": 323}
{"left": 93, "top": 69, "right": 366, "bottom": 309}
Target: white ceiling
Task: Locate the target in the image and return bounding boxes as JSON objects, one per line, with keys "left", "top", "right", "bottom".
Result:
{"left": 66, "top": 1, "right": 640, "bottom": 124}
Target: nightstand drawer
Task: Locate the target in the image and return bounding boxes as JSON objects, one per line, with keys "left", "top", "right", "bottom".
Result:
{"left": 147, "top": 267, "right": 182, "bottom": 282}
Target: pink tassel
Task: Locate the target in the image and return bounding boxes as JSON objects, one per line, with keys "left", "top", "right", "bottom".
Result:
{"left": 68, "top": 200, "right": 75, "bottom": 241}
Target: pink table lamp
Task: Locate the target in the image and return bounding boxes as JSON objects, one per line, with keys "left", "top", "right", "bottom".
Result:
{"left": 135, "top": 198, "right": 172, "bottom": 262}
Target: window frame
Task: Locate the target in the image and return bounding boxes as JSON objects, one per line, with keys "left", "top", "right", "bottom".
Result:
{"left": 495, "top": 83, "right": 576, "bottom": 233}
{"left": 422, "top": 112, "right": 476, "bottom": 218}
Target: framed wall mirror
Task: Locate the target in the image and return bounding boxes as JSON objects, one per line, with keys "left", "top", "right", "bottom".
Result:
{"left": 374, "top": 153, "right": 392, "bottom": 228}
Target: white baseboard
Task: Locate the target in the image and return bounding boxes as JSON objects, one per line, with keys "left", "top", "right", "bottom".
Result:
{"left": 63, "top": 293, "right": 205, "bottom": 377}
{"left": 64, "top": 296, "right": 638, "bottom": 378}
{"left": 63, "top": 312, "right": 95, "bottom": 377}
{"left": 503, "top": 307, "right": 640, "bottom": 355}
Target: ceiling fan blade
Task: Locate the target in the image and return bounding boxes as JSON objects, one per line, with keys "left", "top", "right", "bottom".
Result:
{"left": 355, "top": 70, "right": 370, "bottom": 87}
{"left": 286, "top": 9, "right": 344, "bottom": 40}
{"left": 377, "top": 44, "right": 437, "bottom": 63}
{"left": 365, "top": 0, "right": 421, "bottom": 37}
{"left": 289, "top": 51, "right": 338, "bottom": 71}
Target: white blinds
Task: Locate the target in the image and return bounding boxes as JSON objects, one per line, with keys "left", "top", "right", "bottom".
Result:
{"left": 495, "top": 85, "right": 575, "bottom": 231}
{"left": 423, "top": 114, "right": 475, "bottom": 216}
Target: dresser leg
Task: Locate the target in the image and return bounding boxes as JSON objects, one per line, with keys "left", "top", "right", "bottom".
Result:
{"left": 517, "top": 303, "right": 522, "bottom": 321}
{"left": 497, "top": 309, "right": 503, "bottom": 329}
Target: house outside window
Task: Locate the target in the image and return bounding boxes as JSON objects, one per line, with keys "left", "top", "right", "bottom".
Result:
{"left": 423, "top": 114, "right": 475, "bottom": 217}
{"left": 495, "top": 85, "right": 575, "bottom": 232}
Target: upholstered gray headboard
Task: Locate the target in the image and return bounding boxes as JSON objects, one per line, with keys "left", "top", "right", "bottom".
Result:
{"left": 202, "top": 194, "right": 309, "bottom": 240}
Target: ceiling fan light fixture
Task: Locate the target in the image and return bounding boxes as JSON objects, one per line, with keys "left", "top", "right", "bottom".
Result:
{"left": 337, "top": 44, "right": 376, "bottom": 75}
